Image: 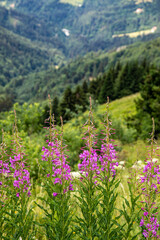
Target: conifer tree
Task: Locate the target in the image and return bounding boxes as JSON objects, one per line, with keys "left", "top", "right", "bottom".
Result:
{"left": 73, "top": 85, "right": 88, "bottom": 113}
{"left": 82, "top": 80, "right": 88, "bottom": 94}
{"left": 59, "top": 87, "right": 75, "bottom": 121}
{"left": 114, "top": 61, "right": 144, "bottom": 99}
{"left": 98, "top": 68, "right": 115, "bottom": 103}
{"left": 128, "top": 67, "right": 160, "bottom": 138}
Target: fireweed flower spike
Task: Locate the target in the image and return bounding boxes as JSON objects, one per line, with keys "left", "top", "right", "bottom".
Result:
{"left": 41, "top": 99, "right": 73, "bottom": 196}
{"left": 78, "top": 96, "right": 100, "bottom": 180}
{"left": 39, "top": 95, "right": 73, "bottom": 239}
{"left": 75, "top": 97, "right": 101, "bottom": 240}
{"left": 0, "top": 111, "right": 34, "bottom": 239}
{"left": 96, "top": 97, "right": 121, "bottom": 240}
{"left": 10, "top": 110, "right": 31, "bottom": 197}
{"left": 0, "top": 130, "right": 9, "bottom": 190}
{"left": 0, "top": 130, "right": 10, "bottom": 239}
{"left": 140, "top": 118, "right": 160, "bottom": 239}
{"left": 99, "top": 97, "right": 119, "bottom": 179}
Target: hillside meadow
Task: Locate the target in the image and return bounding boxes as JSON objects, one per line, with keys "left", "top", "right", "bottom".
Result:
{"left": 0, "top": 93, "right": 155, "bottom": 173}
{"left": 62, "top": 93, "right": 147, "bottom": 167}
{"left": 1, "top": 93, "right": 160, "bottom": 239}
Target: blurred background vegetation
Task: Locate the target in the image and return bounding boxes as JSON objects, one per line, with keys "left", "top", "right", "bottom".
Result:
{"left": 0, "top": 0, "right": 160, "bottom": 183}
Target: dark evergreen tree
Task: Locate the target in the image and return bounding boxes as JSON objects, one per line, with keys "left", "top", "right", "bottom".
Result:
{"left": 127, "top": 68, "right": 160, "bottom": 138}
{"left": 73, "top": 85, "right": 88, "bottom": 113}
{"left": 59, "top": 87, "right": 75, "bottom": 121}
{"left": 114, "top": 63, "right": 131, "bottom": 98}
{"left": 138, "top": 68, "right": 160, "bottom": 129}
{"left": 82, "top": 80, "right": 88, "bottom": 94}
{"left": 98, "top": 67, "right": 116, "bottom": 104}
{"left": 89, "top": 77, "right": 102, "bottom": 101}
{"left": 114, "top": 61, "right": 145, "bottom": 99}
{"left": 0, "top": 95, "right": 13, "bottom": 112}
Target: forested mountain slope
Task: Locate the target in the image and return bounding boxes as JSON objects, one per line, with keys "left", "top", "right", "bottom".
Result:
{"left": 0, "top": 0, "right": 160, "bottom": 106}
{"left": 0, "top": 26, "right": 64, "bottom": 84}
{"left": 0, "top": 0, "right": 160, "bottom": 57}
{"left": 3, "top": 36, "right": 160, "bottom": 104}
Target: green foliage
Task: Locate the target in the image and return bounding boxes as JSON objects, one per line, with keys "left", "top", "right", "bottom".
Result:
{"left": 0, "top": 103, "right": 45, "bottom": 182}
{"left": 75, "top": 177, "right": 101, "bottom": 239}
{"left": 2, "top": 193, "right": 35, "bottom": 240}
{"left": 0, "top": 30, "right": 160, "bottom": 104}
{"left": 118, "top": 183, "right": 141, "bottom": 240}
{"left": 0, "top": 93, "right": 14, "bottom": 112}
{"left": 127, "top": 67, "right": 160, "bottom": 138}
{"left": 0, "top": 26, "right": 59, "bottom": 85}
{"left": 93, "top": 60, "right": 150, "bottom": 104}
{"left": 36, "top": 109, "right": 74, "bottom": 240}
{"left": 59, "top": 87, "right": 76, "bottom": 121}
{"left": 7, "top": 0, "right": 159, "bottom": 58}
{"left": 36, "top": 184, "right": 73, "bottom": 240}
{"left": 0, "top": 0, "right": 160, "bottom": 105}
{"left": 97, "top": 178, "right": 122, "bottom": 240}
{"left": 0, "top": 93, "right": 140, "bottom": 171}
{"left": 0, "top": 102, "right": 44, "bottom": 134}
{"left": 0, "top": 125, "right": 35, "bottom": 239}
{"left": 1, "top": 93, "right": 160, "bottom": 239}
{"left": 114, "top": 61, "right": 145, "bottom": 99}
{"left": 98, "top": 66, "right": 117, "bottom": 103}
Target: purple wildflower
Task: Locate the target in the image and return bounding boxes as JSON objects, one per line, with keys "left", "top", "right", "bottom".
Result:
{"left": 10, "top": 154, "right": 31, "bottom": 197}
{"left": 78, "top": 149, "right": 99, "bottom": 177}
{"left": 140, "top": 217, "right": 144, "bottom": 226}
{"left": 53, "top": 192, "right": 58, "bottom": 197}
{"left": 42, "top": 116, "right": 73, "bottom": 196}
{"left": 99, "top": 143, "right": 118, "bottom": 177}
{"left": 144, "top": 212, "right": 148, "bottom": 216}
{"left": 16, "top": 192, "right": 20, "bottom": 197}
{"left": 139, "top": 120, "right": 160, "bottom": 238}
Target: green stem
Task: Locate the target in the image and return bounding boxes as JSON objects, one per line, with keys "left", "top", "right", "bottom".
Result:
{"left": 87, "top": 97, "right": 94, "bottom": 240}
{"left": 147, "top": 118, "right": 155, "bottom": 240}
{"left": 60, "top": 116, "right": 65, "bottom": 239}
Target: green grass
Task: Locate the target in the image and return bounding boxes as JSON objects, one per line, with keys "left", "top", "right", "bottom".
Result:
{"left": 97, "top": 93, "right": 139, "bottom": 120}
{"left": 64, "top": 93, "right": 139, "bottom": 133}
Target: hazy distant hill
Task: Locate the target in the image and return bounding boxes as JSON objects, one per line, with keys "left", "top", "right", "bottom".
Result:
{"left": 0, "top": 25, "right": 66, "bottom": 79}
{"left": 0, "top": 6, "right": 66, "bottom": 53}
{"left": 0, "top": 0, "right": 160, "bottom": 57}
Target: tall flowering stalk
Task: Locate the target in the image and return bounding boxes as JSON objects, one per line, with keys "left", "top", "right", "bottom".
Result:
{"left": 0, "top": 130, "right": 9, "bottom": 239}
{"left": 96, "top": 97, "right": 122, "bottom": 240}
{"left": 10, "top": 111, "right": 31, "bottom": 198}
{"left": 78, "top": 97, "right": 100, "bottom": 180}
{"left": 0, "top": 111, "right": 34, "bottom": 239}
{"left": 98, "top": 99, "right": 142, "bottom": 240}
{"left": 0, "top": 130, "right": 9, "bottom": 196}
{"left": 75, "top": 97, "right": 101, "bottom": 239}
{"left": 38, "top": 96, "right": 73, "bottom": 240}
{"left": 140, "top": 118, "right": 160, "bottom": 239}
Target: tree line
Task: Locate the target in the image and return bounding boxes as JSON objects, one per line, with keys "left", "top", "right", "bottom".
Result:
{"left": 47, "top": 59, "right": 150, "bottom": 124}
